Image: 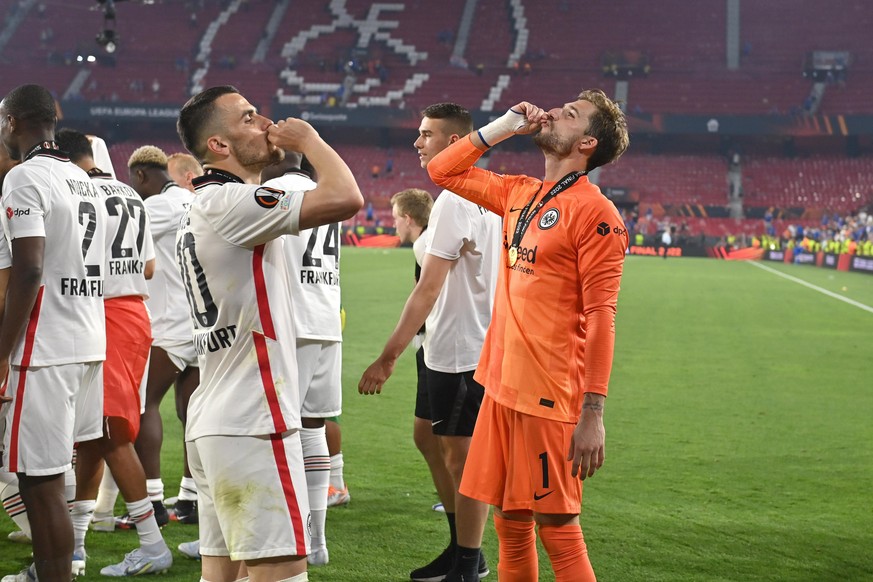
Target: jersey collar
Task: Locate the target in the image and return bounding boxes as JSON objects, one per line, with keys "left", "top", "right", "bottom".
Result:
{"left": 159, "top": 180, "right": 178, "bottom": 194}
{"left": 86, "top": 167, "right": 112, "bottom": 179}
{"left": 24, "top": 140, "right": 70, "bottom": 162}
{"left": 194, "top": 168, "right": 244, "bottom": 190}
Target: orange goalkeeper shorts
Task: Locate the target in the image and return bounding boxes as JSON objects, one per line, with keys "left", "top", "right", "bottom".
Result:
{"left": 460, "top": 393, "right": 583, "bottom": 515}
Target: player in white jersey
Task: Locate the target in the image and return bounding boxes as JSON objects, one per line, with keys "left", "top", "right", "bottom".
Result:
{"left": 0, "top": 138, "right": 31, "bottom": 547}
{"left": 388, "top": 188, "right": 450, "bottom": 515}
{"left": 175, "top": 85, "right": 362, "bottom": 581}
{"left": 262, "top": 152, "right": 341, "bottom": 566}
{"left": 125, "top": 145, "right": 200, "bottom": 527}
{"left": 359, "top": 103, "right": 502, "bottom": 582}
{"left": 167, "top": 152, "right": 203, "bottom": 193}
{"left": 55, "top": 128, "right": 174, "bottom": 576}
{"left": 0, "top": 84, "right": 106, "bottom": 582}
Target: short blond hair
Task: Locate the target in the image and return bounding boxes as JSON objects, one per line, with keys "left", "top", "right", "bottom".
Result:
{"left": 390, "top": 188, "right": 434, "bottom": 228}
{"left": 167, "top": 152, "right": 203, "bottom": 177}
{"left": 128, "top": 145, "right": 168, "bottom": 169}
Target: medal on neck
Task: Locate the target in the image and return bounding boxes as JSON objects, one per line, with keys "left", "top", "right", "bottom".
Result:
{"left": 507, "top": 171, "right": 585, "bottom": 268}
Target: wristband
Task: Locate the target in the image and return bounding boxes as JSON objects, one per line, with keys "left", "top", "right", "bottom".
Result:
{"left": 477, "top": 107, "right": 526, "bottom": 148}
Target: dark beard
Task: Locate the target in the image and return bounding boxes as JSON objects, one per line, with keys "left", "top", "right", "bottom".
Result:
{"left": 233, "top": 142, "right": 284, "bottom": 171}
{"left": 533, "top": 130, "right": 573, "bottom": 157}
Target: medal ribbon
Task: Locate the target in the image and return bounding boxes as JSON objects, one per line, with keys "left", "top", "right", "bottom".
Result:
{"left": 509, "top": 171, "right": 586, "bottom": 261}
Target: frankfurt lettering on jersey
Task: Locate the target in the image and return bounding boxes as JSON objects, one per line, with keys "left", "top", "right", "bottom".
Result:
{"left": 193, "top": 325, "right": 238, "bottom": 355}
{"left": 299, "top": 268, "right": 340, "bottom": 286}
{"left": 109, "top": 258, "right": 144, "bottom": 275}
{"left": 60, "top": 277, "right": 103, "bottom": 297}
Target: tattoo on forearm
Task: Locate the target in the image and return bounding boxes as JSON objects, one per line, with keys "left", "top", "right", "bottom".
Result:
{"left": 582, "top": 395, "right": 604, "bottom": 412}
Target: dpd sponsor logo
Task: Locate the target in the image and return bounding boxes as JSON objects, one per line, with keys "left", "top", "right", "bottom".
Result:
{"left": 6, "top": 207, "right": 30, "bottom": 219}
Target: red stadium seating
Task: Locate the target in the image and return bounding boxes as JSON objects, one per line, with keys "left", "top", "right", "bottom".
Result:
{"left": 2, "top": 0, "right": 870, "bottom": 225}
{"left": 599, "top": 153, "right": 730, "bottom": 205}
{"left": 743, "top": 156, "right": 873, "bottom": 214}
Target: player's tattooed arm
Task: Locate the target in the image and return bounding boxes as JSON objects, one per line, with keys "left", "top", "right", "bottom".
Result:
{"left": 569, "top": 393, "right": 606, "bottom": 480}
{"left": 582, "top": 393, "right": 605, "bottom": 412}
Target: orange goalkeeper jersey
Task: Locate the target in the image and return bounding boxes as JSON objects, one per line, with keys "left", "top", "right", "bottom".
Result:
{"left": 428, "top": 137, "right": 627, "bottom": 422}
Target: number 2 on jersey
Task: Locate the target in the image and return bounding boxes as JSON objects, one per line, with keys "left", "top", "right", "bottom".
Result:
{"left": 78, "top": 201, "right": 100, "bottom": 277}
{"left": 106, "top": 196, "right": 146, "bottom": 258}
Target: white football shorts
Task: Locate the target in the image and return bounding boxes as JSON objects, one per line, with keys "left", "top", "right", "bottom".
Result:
{"left": 296, "top": 339, "right": 341, "bottom": 418}
{"left": 187, "top": 431, "right": 311, "bottom": 560}
{"left": 2, "top": 362, "right": 102, "bottom": 475}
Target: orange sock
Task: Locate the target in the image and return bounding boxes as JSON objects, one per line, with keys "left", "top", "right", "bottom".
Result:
{"left": 538, "top": 523, "right": 596, "bottom": 582}
{"left": 493, "top": 514, "right": 538, "bottom": 581}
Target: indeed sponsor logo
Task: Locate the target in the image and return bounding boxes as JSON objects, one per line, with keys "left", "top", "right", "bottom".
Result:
{"left": 516, "top": 245, "right": 538, "bottom": 264}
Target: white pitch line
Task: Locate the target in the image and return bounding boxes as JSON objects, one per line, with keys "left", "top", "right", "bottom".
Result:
{"left": 748, "top": 260, "right": 873, "bottom": 314}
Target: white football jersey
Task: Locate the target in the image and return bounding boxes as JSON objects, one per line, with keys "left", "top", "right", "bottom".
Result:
{"left": 413, "top": 226, "right": 429, "bottom": 274}
{"left": 144, "top": 183, "right": 194, "bottom": 341}
{"left": 0, "top": 218, "right": 10, "bottom": 269}
{"left": 0, "top": 142, "right": 107, "bottom": 366}
{"left": 264, "top": 171, "right": 342, "bottom": 342}
{"left": 89, "top": 171, "right": 155, "bottom": 299}
{"left": 177, "top": 169, "right": 304, "bottom": 440}
{"left": 423, "top": 189, "right": 502, "bottom": 374}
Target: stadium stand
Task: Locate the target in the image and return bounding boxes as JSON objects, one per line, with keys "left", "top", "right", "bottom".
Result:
{"left": 743, "top": 156, "right": 873, "bottom": 214}
{"left": 0, "top": 0, "right": 869, "bottom": 242}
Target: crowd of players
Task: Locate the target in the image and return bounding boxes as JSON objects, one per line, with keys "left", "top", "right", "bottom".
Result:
{"left": 0, "top": 81, "right": 629, "bottom": 582}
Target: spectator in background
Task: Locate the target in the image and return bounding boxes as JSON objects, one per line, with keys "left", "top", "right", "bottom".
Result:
{"left": 660, "top": 225, "right": 673, "bottom": 259}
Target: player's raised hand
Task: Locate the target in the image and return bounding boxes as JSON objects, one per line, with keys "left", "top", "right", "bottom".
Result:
{"left": 358, "top": 355, "right": 396, "bottom": 395}
{"left": 267, "top": 118, "right": 319, "bottom": 152}
{"left": 475, "top": 102, "right": 548, "bottom": 149}
{"left": 510, "top": 101, "right": 550, "bottom": 135}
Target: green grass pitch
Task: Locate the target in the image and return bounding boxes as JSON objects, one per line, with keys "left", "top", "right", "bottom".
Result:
{"left": 2, "top": 250, "right": 871, "bottom": 581}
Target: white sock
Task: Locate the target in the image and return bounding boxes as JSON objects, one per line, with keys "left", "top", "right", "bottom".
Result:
{"left": 145, "top": 478, "right": 164, "bottom": 502}
{"left": 278, "top": 574, "right": 308, "bottom": 582}
{"left": 94, "top": 465, "right": 119, "bottom": 516}
{"left": 178, "top": 476, "right": 198, "bottom": 501}
{"left": 70, "top": 499, "right": 95, "bottom": 553}
{"left": 0, "top": 471, "right": 31, "bottom": 537}
{"left": 125, "top": 497, "right": 165, "bottom": 548}
{"left": 329, "top": 453, "right": 345, "bottom": 490}
{"left": 64, "top": 466, "right": 77, "bottom": 507}
{"left": 300, "top": 426, "right": 329, "bottom": 550}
